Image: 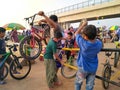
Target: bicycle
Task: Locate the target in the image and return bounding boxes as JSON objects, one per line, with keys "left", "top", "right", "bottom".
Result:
{"left": 19, "top": 14, "right": 50, "bottom": 60}
{"left": 61, "top": 48, "right": 120, "bottom": 88}
{"left": 0, "top": 43, "right": 31, "bottom": 80}
{"left": 101, "top": 48, "right": 120, "bottom": 89}
{"left": 61, "top": 47, "right": 78, "bottom": 79}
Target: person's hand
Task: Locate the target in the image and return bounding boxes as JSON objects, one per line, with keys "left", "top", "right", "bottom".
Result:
{"left": 81, "top": 18, "right": 88, "bottom": 26}
{"left": 60, "top": 60, "right": 65, "bottom": 65}
{"left": 38, "top": 11, "right": 45, "bottom": 16}
{"left": 38, "top": 20, "right": 42, "bottom": 25}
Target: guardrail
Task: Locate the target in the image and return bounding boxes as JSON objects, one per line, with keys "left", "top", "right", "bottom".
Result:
{"left": 46, "top": 0, "right": 113, "bottom": 16}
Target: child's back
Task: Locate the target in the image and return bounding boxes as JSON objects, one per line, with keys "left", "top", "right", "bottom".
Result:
{"left": 74, "top": 20, "right": 103, "bottom": 90}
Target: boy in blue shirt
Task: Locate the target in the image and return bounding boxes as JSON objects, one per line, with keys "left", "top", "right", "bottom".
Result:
{"left": 74, "top": 19, "right": 103, "bottom": 90}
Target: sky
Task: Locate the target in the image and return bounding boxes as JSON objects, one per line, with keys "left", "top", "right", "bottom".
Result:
{"left": 0, "top": 0, "right": 120, "bottom": 29}
{"left": 0, "top": 0, "right": 86, "bottom": 27}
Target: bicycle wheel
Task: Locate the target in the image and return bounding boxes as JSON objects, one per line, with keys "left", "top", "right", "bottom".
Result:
{"left": 9, "top": 56, "right": 31, "bottom": 80}
{"left": 102, "top": 64, "right": 111, "bottom": 89}
{"left": 114, "top": 52, "right": 120, "bottom": 67}
{"left": 1, "top": 64, "right": 9, "bottom": 80}
{"left": 19, "top": 36, "right": 42, "bottom": 60}
{"left": 61, "top": 56, "right": 77, "bottom": 79}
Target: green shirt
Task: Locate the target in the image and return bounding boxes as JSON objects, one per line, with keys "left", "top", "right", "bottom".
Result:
{"left": 44, "top": 39, "right": 57, "bottom": 59}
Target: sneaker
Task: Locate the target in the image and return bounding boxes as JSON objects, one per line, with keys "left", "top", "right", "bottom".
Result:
{"left": 0, "top": 81, "right": 7, "bottom": 85}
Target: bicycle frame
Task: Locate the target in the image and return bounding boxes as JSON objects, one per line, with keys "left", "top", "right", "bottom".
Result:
{"left": 24, "top": 14, "right": 49, "bottom": 48}
{"left": 29, "top": 27, "right": 43, "bottom": 48}
{"left": 0, "top": 52, "right": 10, "bottom": 69}
{"left": 0, "top": 44, "right": 18, "bottom": 69}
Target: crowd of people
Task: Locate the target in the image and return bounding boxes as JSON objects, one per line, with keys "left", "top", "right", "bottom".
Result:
{"left": 37, "top": 11, "right": 103, "bottom": 90}
{"left": 0, "top": 10, "right": 120, "bottom": 90}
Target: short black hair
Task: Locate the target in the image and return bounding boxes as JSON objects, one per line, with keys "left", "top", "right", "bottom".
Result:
{"left": 67, "top": 32, "right": 73, "bottom": 36}
{"left": 49, "top": 15, "right": 58, "bottom": 22}
{"left": 54, "top": 31, "right": 63, "bottom": 39}
{"left": 82, "top": 25, "right": 97, "bottom": 40}
{"left": 0, "top": 27, "right": 6, "bottom": 33}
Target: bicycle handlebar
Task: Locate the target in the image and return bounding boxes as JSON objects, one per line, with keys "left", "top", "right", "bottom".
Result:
{"left": 62, "top": 48, "right": 120, "bottom": 52}
{"left": 24, "top": 14, "right": 37, "bottom": 25}
{"left": 6, "top": 44, "right": 18, "bottom": 49}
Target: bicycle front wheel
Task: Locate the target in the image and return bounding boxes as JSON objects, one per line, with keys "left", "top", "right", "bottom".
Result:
{"left": 19, "top": 36, "right": 42, "bottom": 60}
{"left": 61, "top": 56, "right": 77, "bottom": 79}
{"left": 9, "top": 56, "right": 31, "bottom": 80}
{"left": 102, "top": 65, "right": 111, "bottom": 89}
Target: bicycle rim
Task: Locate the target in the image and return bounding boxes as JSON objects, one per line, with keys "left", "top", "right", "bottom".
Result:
{"left": 114, "top": 52, "right": 119, "bottom": 67}
{"left": 61, "top": 57, "right": 77, "bottom": 79}
{"left": 9, "top": 57, "right": 31, "bottom": 80}
{"left": 102, "top": 65, "right": 111, "bottom": 89}
{"left": 19, "top": 36, "right": 42, "bottom": 60}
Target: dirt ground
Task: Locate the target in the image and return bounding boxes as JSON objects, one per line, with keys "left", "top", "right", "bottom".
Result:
{"left": 0, "top": 43, "right": 120, "bottom": 90}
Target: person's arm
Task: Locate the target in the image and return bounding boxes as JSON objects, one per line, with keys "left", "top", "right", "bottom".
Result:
{"left": 54, "top": 53, "right": 64, "bottom": 65}
{"left": 38, "top": 19, "right": 47, "bottom": 25}
{"left": 75, "top": 19, "right": 88, "bottom": 36}
{"left": 110, "top": 32, "right": 116, "bottom": 42}
{"left": 38, "top": 11, "right": 57, "bottom": 29}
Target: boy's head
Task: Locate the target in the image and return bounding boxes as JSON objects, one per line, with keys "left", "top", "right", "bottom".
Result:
{"left": 0, "top": 27, "right": 6, "bottom": 38}
{"left": 67, "top": 32, "right": 73, "bottom": 40}
{"left": 82, "top": 25, "right": 97, "bottom": 40}
{"left": 49, "top": 15, "right": 58, "bottom": 22}
{"left": 54, "top": 31, "right": 63, "bottom": 41}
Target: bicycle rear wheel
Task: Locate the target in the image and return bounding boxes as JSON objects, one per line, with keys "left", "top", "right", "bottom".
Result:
{"left": 102, "top": 64, "right": 111, "bottom": 89}
{"left": 1, "top": 64, "right": 9, "bottom": 80}
{"left": 19, "top": 36, "right": 42, "bottom": 60}
{"left": 61, "top": 56, "right": 77, "bottom": 79}
{"left": 9, "top": 56, "right": 31, "bottom": 80}
{"left": 114, "top": 52, "right": 120, "bottom": 67}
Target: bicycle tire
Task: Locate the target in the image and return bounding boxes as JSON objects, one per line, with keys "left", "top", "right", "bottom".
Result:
{"left": 61, "top": 56, "right": 77, "bottom": 79}
{"left": 102, "top": 64, "right": 111, "bottom": 89}
{"left": 9, "top": 56, "right": 31, "bottom": 80}
{"left": 19, "top": 36, "right": 42, "bottom": 60}
{"left": 2, "top": 64, "right": 9, "bottom": 80}
{"left": 114, "top": 52, "right": 120, "bottom": 67}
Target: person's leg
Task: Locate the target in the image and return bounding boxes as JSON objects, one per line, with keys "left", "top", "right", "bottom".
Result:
{"left": 86, "top": 73, "right": 96, "bottom": 90}
{"left": 53, "top": 60, "right": 62, "bottom": 86}
{"left": 75, "top": 68, "right": 86, "bottom": 90}
{"left": 44, "top": 59, "right": 57, "bottom": 89}
{"left": 66, "top": 51, "right": 71, "bottom": 60}
{"left": 0, "top": 61, "right": 6, "bottom": 85}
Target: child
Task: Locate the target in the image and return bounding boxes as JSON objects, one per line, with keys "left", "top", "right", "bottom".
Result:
{"left": 0, "top": 27, "right": 19, "bottom": 85}
{"left": 0, "top": 27, "right": 7, "bottom": 85}
{"left": 74, "top": 19, "right": 103, "bottom": 90}
{"left": 44, "top": 31, "right": 64, "bottom": 90}
{"left": 65, "top": 32, "right": 75, "bottom": 60}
